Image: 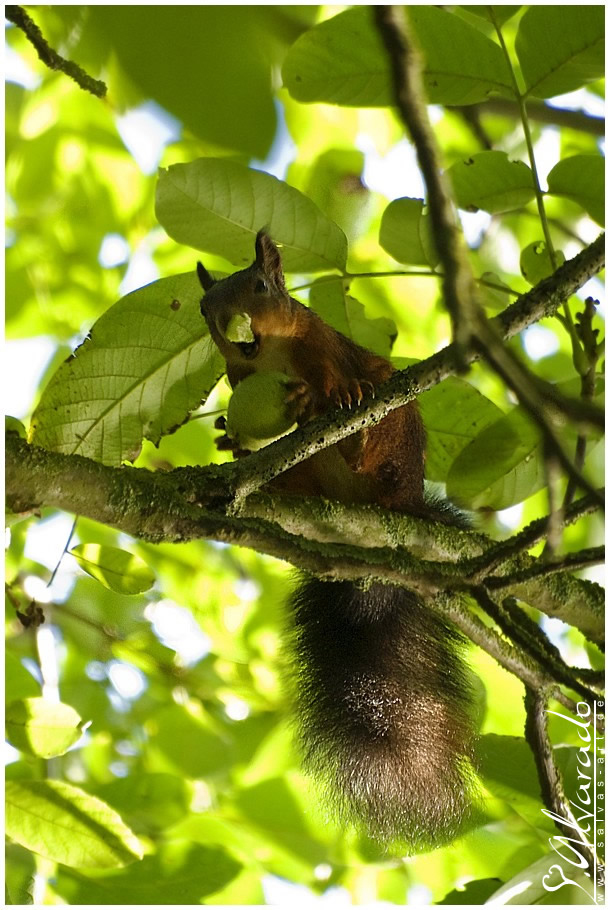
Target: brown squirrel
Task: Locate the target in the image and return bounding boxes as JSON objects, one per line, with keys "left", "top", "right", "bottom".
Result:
{"left": 197, "top": 231, "right": 477, "bottom": 849}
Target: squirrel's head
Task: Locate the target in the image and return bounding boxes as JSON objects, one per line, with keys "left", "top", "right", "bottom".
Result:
{"left": 197, "top": 230, "right": 289, "bottom": 363}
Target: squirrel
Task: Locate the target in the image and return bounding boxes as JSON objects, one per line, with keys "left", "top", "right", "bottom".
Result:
{"left": 197, "top": 230, "right": 477, "bottom": 849}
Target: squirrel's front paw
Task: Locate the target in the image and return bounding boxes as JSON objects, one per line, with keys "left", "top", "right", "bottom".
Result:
{"left": 329, "top": 378, "right": 375, "bottom": 409}
{"left": 284, "top": 379, "right": 315, "bottom": 424}
{"left": 213, "top": 416, "right": 251, "bottom": 458}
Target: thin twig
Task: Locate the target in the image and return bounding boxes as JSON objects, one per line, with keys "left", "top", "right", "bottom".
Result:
{"left": 436, "top": 593, "right": 581, "bottom": 716}
{"left": 470, "top": 588, "right": 600, "bottom": 705}
{"left": 475, "top": 98, "right": 604, "bottom": 137}
{"left": 485, "top": 547, "right": 604, "bottom": 589}
{"left": 463, "top": 490, "right": 603, "bottom": 579}
{"left": 6, "top": 5, "right": 107, "bottom": 98}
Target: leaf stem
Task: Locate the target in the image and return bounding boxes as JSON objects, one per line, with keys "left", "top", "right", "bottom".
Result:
{"left": 488, "top": 8, "right": 577, "bottom": 335}
{"left": 47, "top": 517, "right": 78, "bottom": 588}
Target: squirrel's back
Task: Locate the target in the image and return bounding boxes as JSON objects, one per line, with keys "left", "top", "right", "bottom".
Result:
{"left": 197, "top": 231, "right": 478, "bottom": 848}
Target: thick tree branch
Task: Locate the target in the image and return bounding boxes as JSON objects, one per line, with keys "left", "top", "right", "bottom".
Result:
{"left": 6, "top": 433, "right": 604, "bottom": 645}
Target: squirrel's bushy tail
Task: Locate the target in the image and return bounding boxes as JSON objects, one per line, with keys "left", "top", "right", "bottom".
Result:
{"left": 288, "top": 578, "right": 478, "bottom": 848}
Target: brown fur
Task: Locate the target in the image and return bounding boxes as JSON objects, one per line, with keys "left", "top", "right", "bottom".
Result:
{"left": 197, "top": 232, "right": 476, "bottom": 848}
{"left": 199, "top": 231, "right": 425, "bottom": 510}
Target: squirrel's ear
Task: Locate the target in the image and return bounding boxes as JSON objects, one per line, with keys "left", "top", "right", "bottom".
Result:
{"left": 255, "top": 229, "right": 285, "bottom": 288}
{"left": 196, "top": 261, "right": 216, "bottom": 292}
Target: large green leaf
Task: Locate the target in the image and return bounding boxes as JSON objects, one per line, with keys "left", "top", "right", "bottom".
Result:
{"left": 446, "top": 151, "right": 535, "bottom": 214}
{"left": 5, "top": 780, "right": 143, "bottom": 868}
{"left": 547, "top": 155, "right": 605, "bottom": 227}
{"left": 446, "top": 407, "right": 544, "bottom": 510}
{"left": 89, "top": 6, "right": 276, "bottom": 158}
{"left": 55, "top": 842, "right": 241, "bottom": 905}
{"left": 516, "top": 6, "right": 604, "bottom": 99}
{"left": 418, "top": 378, "right": 505, "bottom": 483}
{"left": 156, "top": 158, "right": 347, "bottom": 273}
{"left": 70, "top": 544, "right": 156, "bottom": 595}
{"left": 309, "top": 278, "right": 396, "bottom": 358}
{"left": 95, "top": 773, "right": 192, "bottom": 832}
{"left": 5, "top": 652, "right": 40, "bottom": 702}
{"left": 379, "top": 198, "right": 439, "bottom": 268}
{"left": 29, "top": 273, "right": 224, "bottom": 466}
{"left": 6, "top": 698, "right": 84, "bottom": 759}
{"left": 282, "top": 6, "right": 512, "bottom": 107}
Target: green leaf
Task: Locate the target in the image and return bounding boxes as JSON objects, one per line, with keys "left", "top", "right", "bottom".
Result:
{"left": 520, "top": 241, "right": 566, "bottom": 286}
{"left": 516, "top": 6, "right": 604, "bottom": 99}
{"left": 485, "top": 854, "right": 596, "bottom": 905}
{"left": 70, "top": 544, "right": 155, "bottom": 595}
{"left": 282, "top": 6, "right": 512, "bottom": 107}
{"left": 301, "top": 148, "right": 372, "bottom": 242}
{"left": 478, "top": 272, "right": 514, "bottom": 311}
{"left": 379, "top": 198, "right": 439, "bottom": 268}
{"left": 418, "top": 378, "right": 505, "bottom": 483}
{"left": 95, "top": 773, "right": 192, "bottom": 832}
{"left": 446, "top": 407, "right": 544, "bottom": 510}
{"left": 90, "top": 6, "right": 275, "bottom": 158}
{"left": 446, "top": 151, "right": 535, "bottom": 214}
{"left": 29, "top": 272, "right": 224, "bottom": 466}
{"left": 462, "top": 6, "right": 521, "bottom": 27}
{"left": 5, "top": 652, "right": 40, "bottom": 702}
{"left": 5, "top": 780, "right": 144, "bottom": 868}
{"left": 547, "top": 155, "right": 605, "bottom": 227}
{"left": 309, "top": 278, "right": 396, "bottom": 358}
{"left": 156, "top": 158, "right": 347, "bottom": 273}
{"left": 55, "top": 842, "right": 241, "bottom": 905}
{"left": 6, "top": 698, "right": 84, "bottom": 759}
{"left": 5, "top": 416, "right": 27, "bottom": 439}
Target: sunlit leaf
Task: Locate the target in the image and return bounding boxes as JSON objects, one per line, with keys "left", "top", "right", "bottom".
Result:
{"left": 309, "top": 278, "right": 396, "bottom": 358}
{"left": 516, "top": 6, "right": 604, "bottom": 99}
{"left": 547, "top": 155, "right": 605, "bottom": 227}
{"left": 90, "top": 6, "right": 276, "bottom": 158}
{"left": 282, "top": 6, "right": 512, "bottom": 107}
{"left": 5, "top": 653, "right": 40, "bottom": 702}
{"left": 446, "top": 151, "right": 535, "bottom": 214}
{"left": 446, "top": 407, "right": 544, "bottom": 510}
{"left": 6, "top": 697, "right": 84, "bottom": 759}
{"left": 156, "top": 158, "right": 347, "bottom": 273}
{"left": 55, "top": 841, "right": 241, "bottom": 904}
{"left": 70, "top": 544, "right": 155, "bottom": 595}
{"left": 520, "top": 241, "right": 566, "bottom": 286}
{"left": 478, "top": 273, "right": 514, "bottom": 311}
{"left": 379, "top": 198, "right": 439, "bottom": 268}
{"left": 418, "top": 378, "right": 505, "bottom": 483}
{"left": 5, "top": 780, "right": 143, "bottom": 868}
{"left": 29, "top": 273, "right": 224, "bottom": 466}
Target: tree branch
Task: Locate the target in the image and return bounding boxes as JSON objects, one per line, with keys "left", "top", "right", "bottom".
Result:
{"left": 474, "top": 98, "right": 605, "bottom": 137}
{"left": 6, "top": 433, "right": 604, "bottom": 645}
{"left": 374, "top": 5, "right": 478, "bottom": 364}
{"left": 6, "top": 6, "right": 107, "bottom": 98}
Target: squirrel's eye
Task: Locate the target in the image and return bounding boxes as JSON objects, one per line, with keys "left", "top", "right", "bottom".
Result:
{"left": 236, "top": 339, "right": 259, "bottom": 359}
{"left": 254, "top": 279, "right": 267, "bottom": 294}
